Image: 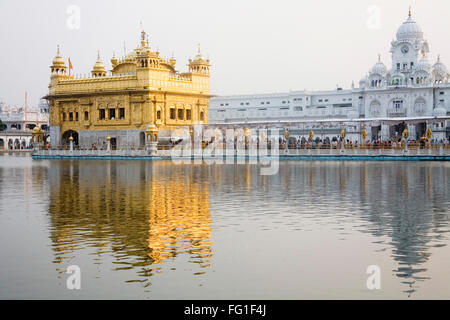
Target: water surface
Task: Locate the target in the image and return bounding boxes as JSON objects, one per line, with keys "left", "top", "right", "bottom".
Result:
{"left": 0, "top": 155, "right": 449, "bottom": 299}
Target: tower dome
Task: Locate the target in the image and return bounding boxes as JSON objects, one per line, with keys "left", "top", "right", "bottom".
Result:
{"left": 111, "top": 53, "right": 118, "bottom": 68}
{"left": 188, "top": 45, "right": 210, "bottom": 75}
{"left": 433, "top": 55, "right": 449, "bottom": 80}
{"left": 416, "top": 53, "right": 431, "bottom": 72}
{"left": 396, "top": 9, "right": 423, "bottom": 41}
{"left": 371, "top": 55, "right": 387, "bottom": 75}
{"left": 92, "top": 52, "right": 106, "bottom": 77}
{"left": 51, "top": 45, "right": 67, "bottom": 74}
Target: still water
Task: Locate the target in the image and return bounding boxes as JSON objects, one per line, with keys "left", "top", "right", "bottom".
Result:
{"left": 0, "top": 155, "right": 449, "bottom": 299}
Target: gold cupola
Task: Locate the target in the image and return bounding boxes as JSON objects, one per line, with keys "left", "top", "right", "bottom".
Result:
{"left": 91, "top": 52, "right": 106, "bottom": 77}
{"left": 188, "top": 45, "right": 210, "bottom": 75}
{"left": 51, "top": 45, "right": 67, "bottom": 74}
{"left": 111, "top": 52, "right": 118, "bottom": 68}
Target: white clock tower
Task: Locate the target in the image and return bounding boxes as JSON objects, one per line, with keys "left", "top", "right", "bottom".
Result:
{"left": 389, "top": 9, "right": 429, "bottom": 85}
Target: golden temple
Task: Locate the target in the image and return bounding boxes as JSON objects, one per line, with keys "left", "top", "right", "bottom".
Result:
{"left": 45, "top": 30, "right": 211, "bottom": 149}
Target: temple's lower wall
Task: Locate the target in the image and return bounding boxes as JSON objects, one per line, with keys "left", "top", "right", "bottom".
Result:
{"left": 50, "top": 126, "right": 60, "bottom": 146}
{"left": 79, "top": 129, "right": 145, "bottom": 149}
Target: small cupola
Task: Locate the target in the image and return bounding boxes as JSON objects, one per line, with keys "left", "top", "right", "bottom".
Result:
{"left": 51, "top": 45, "right": 67, "bottom": 74}
{"left": 91, "top": 52, "right": 106, "bottom": 77}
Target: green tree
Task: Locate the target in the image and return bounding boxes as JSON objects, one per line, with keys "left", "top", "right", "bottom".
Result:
{"left": 0, "top": 119, "right": 4, "bottom": 131}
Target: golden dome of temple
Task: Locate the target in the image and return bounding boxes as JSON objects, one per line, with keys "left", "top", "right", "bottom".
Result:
{"left": 51, "top": 46, "right": 67, "bottom": 74}
{"left": 52, "top": 46, "right": 65, "bottom": 67}
{"left": 93, "top": 53, "right": 105, "bottom": 72}
{"left": 92, "top": 52, "right": 106, "bottom": 77}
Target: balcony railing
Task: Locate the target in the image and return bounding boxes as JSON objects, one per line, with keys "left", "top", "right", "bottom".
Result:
{"left": 387, "top": 108, "right": 407, "bottom": 117}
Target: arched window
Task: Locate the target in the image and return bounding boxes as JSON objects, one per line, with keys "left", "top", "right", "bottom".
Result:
{"left": 177, "top": 108, "right": 184, "bottom": 120}
{"left": 369, "top": 100, "right": 381, "bottom": 116}
{"left": 200, "top": 111, "right": 204, "bottom": 122}
{"left": 414, "top": 97, "right": 426, "bottom": 115}
{"left": 156, "top": 110, "right": 161, "bottom": 120}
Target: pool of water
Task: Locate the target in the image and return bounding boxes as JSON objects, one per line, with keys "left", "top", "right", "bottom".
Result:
{"left": 0, "top": 154, "right": 449, "bottom": 299}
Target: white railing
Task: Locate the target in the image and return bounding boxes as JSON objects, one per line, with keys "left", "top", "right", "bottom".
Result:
{"left": 33, "top": 146, "right": 449, "bottom": 158}
{"left": 34, "top": 149, "right": 152, "bottom": 157}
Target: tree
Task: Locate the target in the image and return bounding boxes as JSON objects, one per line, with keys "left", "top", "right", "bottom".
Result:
{"left": 0, "top": 119, "right": 4, "bottom": 131}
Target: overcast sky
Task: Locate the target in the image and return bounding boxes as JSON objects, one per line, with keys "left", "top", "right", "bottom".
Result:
{"left": 1, "top": 0, "right": 450, "bottom": 106}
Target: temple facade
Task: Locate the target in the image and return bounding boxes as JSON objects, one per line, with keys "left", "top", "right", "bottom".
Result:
{"left": 209, "top": 10, "right": 450, "bottom": 142}
{"left": 45, "top": 30, "right": 211, "bottom": 149}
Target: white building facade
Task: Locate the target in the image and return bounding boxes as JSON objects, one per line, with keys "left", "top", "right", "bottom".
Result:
{"left": 209, "top": 11, "right": 450, "bottom": 142}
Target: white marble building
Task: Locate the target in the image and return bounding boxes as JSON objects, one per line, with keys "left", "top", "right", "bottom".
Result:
{"left": 209, "top": 11, "right": 450, "bottom": 142}
{"left": 0, "top": 99, "right": 50, "bottom": 149}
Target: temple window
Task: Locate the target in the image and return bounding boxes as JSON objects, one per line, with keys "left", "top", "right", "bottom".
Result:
{"left": 178, "top": 109, "right": 184, "bottom": 120}
{"left": 186, "top": 109, "right": 191, "bottom": 120}
{"left": 200, "top": 111, "right": 205, "bottom": 121}
{"left": 119, "top": 108, "right": 125, "bottom": 120}
{"left": 69, "top": 112, "right": 74, "bottom": 121}
{"left": 84, "top": 111, "right": 89, "bottom": 121}
{"left": 99, "top": 109, "right": 106, "bottom": 120}
{"left": 156, "top": 110, "right": 161, "bottom": 120}
{"left": 62, "top": 113, "right": 66, "bottom": 121}
{"left": 109, "top": 108, "right": 116, "bottom": 120}
{"left": 75, "top": 112, "right": 79, "bottom": 121}
{"left": 170, "top": 108, "right": 176, "bottom": 120}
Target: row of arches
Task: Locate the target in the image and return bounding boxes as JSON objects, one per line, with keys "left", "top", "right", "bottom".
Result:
{"left": 189, "top": 65, "right": 210, "bottom": 74}
{"left": 166, "top": 105, "right": 205, "bottom": 122}
{"left": 0, "top": 138, "right": 32, "bottom": 150}
{"left": 370, "top": 79, "right": 383, "bottom": 87}
{"left": 139, "top": 58, "right": 160, "bottom": 68}
{"left": 1, "top": 123, "right": 48, "bottom": 131}
{"left": 369, "top": 97, "right": 428, "bottom": 116}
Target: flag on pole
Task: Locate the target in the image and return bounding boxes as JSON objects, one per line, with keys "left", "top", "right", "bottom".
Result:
{"left": 68, "top": 58, "right": 73, "bottom": 76}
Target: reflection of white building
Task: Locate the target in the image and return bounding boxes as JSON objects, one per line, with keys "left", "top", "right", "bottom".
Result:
{"left": 209, "top": 10, "right": 450, "bottom": 141}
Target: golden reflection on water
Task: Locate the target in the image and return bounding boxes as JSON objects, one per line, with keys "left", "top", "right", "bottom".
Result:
{"left": 48, "top": 161, "right": 212, "bottom": 279}
{"left": 33, "top": 158, "right": 449, "bottom": 296}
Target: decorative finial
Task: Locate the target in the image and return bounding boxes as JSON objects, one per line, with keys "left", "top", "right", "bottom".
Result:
{"left": 57, "top": 45, "right": 61, "bottom": 55}
{"left": 198, "top": 43, "right": 201, "bottom": 54}
{"left": 378, "top": 54, "right": 381, "bottom": 62}
{"left": 438, "top": 54, "right": 441, "bottom": 62}
{"left": 97, "top": 50, "right": 100, "bottom": 60}
{"left": 408, "top": 6, "right": 412, "bottom": 18}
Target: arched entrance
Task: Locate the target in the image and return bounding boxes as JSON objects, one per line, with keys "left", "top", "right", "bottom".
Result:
{"left": 62, "top": 130, "right": 79, "bottom": 146}
{"left": 139, "top": 132, "right": 145, "bottom": 147}
{"left": 0, "top": 139, "right": 4, "bottom": 150}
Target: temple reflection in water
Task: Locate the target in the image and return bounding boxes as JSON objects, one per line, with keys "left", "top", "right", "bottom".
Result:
{"left": 48, "top": 161, "right": 212, "bottom": 279}
{"left": 44, "top": 159, "right": 450, "bottom": 296}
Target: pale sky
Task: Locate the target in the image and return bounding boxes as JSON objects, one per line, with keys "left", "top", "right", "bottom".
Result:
{"left": 1, "top": 0, "right": 450, "bottom": 106}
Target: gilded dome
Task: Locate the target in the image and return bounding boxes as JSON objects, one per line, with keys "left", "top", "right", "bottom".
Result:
{"left": 92, "top": 52, "right": 105, "bottom": 72}
{"left": 52, "top": 46, "right": 66, "bottom": 68}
